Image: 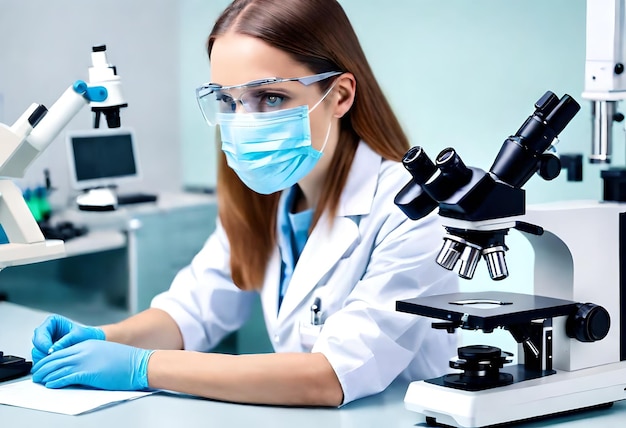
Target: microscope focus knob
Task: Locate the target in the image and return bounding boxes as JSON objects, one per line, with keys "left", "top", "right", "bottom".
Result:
{"left": 566, "top": 303, "right": 610, "bottom": 342}
{"left": 538, "top": 153, "right": 561, "bottom": 181}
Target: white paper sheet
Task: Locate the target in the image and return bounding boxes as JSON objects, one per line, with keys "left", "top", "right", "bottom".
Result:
{"left": 0, "top": 379, "right": 154, "bottom": 415}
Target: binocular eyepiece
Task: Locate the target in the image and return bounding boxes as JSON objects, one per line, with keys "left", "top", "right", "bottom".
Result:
{"left": 396, "top": 91, "right": 580, "bottom": 281}
{"left": 490, "top": 91, "right": 580, "bottom": 188}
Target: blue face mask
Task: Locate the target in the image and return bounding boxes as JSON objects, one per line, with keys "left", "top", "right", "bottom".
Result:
{"left": 218, "top": 105, "right": 329, "bottom": 195}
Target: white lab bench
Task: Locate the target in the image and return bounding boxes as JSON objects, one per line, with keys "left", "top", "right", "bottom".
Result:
{"left": 0, "top": 301, "right": 625, "bottom": 428}
{"left": 0, "top": 192, "right": 218, "bottom": 322}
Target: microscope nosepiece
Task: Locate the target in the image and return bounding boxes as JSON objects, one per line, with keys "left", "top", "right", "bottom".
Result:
{"left": 437, "top": 235, "right": 486, "bottom": 279}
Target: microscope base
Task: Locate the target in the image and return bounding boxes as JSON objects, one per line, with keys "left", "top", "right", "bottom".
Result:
{"left": 0, "top": 240, "right": 65, "bottom": 268}
{"left": 404, "top": 361, "right": 626, "bottom": 428}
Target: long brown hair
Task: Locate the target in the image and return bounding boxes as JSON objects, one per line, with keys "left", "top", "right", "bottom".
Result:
{"left": 209, "top": 0, "right": 410, "bottom": 290}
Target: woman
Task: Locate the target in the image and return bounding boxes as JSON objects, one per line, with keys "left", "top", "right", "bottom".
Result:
{"left": 31, "top": 0, "right": 458, "bottom": 407}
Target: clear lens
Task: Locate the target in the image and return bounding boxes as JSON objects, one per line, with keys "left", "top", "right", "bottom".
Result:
{"left": 198, "top": 82, "right": 305, "bottom": 125}
{"left": 196, "top": 71, "right": 342, "bottom": 126}
{"left": 196, "top": 86, "right": 222, "bottom": 126}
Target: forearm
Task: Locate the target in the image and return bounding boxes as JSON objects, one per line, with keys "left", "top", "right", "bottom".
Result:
{"left": 100, "top": 308, "right": 183, "bottom": 350}
{"left": 147, "top": 350, "right": 343, "bottom": 407}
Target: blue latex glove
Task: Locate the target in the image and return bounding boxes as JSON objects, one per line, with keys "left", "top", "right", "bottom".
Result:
{"left": 31, "top": 340, "right": 154, "bottom": 390}
{"left": 31, "top": 314, "right": 105, "bottom": 364}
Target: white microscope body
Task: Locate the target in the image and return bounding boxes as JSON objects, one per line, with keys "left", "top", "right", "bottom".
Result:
{"left": 0, "top": 45, "right": 124, "bottom": 268}
{"left": 397, "top": 201, "right": 626, "bottom": 427}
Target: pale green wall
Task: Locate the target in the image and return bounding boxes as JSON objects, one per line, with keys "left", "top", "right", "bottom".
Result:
{"left": 343, "top": 0, "right": 597, "bottom": 203}
{"left": 179, "top": 0, "right": 232, "bottom": 190}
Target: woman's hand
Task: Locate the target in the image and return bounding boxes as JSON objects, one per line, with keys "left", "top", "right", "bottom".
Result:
{"left": 31, "top": 314, "right": 105, "bottom": 364}
{"left": 31, "top": 340, "right": 154, "bottom": 391}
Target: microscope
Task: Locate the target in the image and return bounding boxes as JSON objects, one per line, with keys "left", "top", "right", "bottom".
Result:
{"left": 394, "top": 90, "right": 626, "bottom": 427}
{"left": 0, "top": 46, "right": 124, "bottom": 382}
{"left": 89, "top": 45, "right": 127, "bottom": 129}
{"left": 0, "top": 45, "right": 125, "bottom": 269}
{"left": 392, "top": 2, "right": 626, "bottom": 426}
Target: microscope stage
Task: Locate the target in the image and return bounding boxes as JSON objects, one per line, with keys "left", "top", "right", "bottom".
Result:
{"left": 397, "top": 291, "right": 577, "bottom": 331}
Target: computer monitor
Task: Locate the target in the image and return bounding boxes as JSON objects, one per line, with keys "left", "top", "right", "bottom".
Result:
{"left": 66, "top": 128, "right": 141, "bottom": 191}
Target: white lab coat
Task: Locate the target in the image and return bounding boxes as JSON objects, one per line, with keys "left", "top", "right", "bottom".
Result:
{"left": 151, "top": 141, "right": 459, "bottom": 405}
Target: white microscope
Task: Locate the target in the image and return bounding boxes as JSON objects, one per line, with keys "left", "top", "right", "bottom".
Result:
{"left": 0, "top": 45, "right": 125, "bottom": 268}
{"left": 391, "top": 2, "right": 626, "bottom": 426}
{"left": 0, "top": 45, "right": 125, "bottom": 382}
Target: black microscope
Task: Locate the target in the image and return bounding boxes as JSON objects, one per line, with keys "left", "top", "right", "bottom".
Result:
{"left": 393, "top": 91, "right": 626, "bottom": 427}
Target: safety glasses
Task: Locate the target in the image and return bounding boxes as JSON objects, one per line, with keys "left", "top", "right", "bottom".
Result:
{"left": 196, "top": 71, "right": 342, "bottom": 126}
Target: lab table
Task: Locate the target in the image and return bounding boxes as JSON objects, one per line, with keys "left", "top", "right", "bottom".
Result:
{"left": 1, "top": 302, "right": 625, "bottom": 428}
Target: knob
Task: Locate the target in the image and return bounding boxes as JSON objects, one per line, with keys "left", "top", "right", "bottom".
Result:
{"left": 538, "top": 153, "right": 561, "bottom": 181}
{"left": 566, "top": 303, "right": 610, "bottom": 342}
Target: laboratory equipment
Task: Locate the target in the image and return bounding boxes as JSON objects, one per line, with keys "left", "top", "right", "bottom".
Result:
{"left": 582, "top": 0, "right": 626, "bottom": 199}
{"left": 0, "top": 45, "right": 125, "bottom": 382}
{"left": 0, "top": 45, "right": 125, "bottom": 268}
{"left": 0, "top": 82, "right": 104, "bottom": 268}
{"left": 394, "top": 91, "right": 626, "bottom": 427}
{"left": 0, "top": 351, "right": 32, "bottom": 382}
{"left": 89, "top": 45, "right": 128, "bottom": 129}
{"left": 66, "top": 128, "right": 157, "bottom": 210}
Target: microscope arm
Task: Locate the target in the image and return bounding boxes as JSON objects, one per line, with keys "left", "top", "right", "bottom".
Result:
{"left": 0, "top": 81, "right": 107, "bottom": 178}
{"left": 0, "top": 81, "right": 107, "bottom": 268}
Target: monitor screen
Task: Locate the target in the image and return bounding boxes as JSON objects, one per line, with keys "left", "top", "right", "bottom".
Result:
{"left": 66, "top": 128, "right": 141, "bottom": 190}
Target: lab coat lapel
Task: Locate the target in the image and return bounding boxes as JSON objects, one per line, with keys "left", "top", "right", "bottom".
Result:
{"left": 277, "top": 215, "right": 359, "bottom": 322}
{"left": 276, "top": 142, "right": 382, "bottom": 323}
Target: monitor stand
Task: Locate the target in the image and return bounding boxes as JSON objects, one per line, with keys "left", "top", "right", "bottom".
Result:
{"left": 76, "top": 188, "right": 118, "bottom": 211}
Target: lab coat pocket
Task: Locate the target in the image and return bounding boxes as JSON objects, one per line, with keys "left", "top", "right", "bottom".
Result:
{"left": 299, "top": 321, "right": 323, "bottom": 351}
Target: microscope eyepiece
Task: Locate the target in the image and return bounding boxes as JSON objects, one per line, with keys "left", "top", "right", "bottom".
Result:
{"left": 395, "top": 90, "right": 580, "bottom": 285}
{"left": 544, "top": 94, "right": 581, "bottom": 137}
{"left": 435, "top": 148, "right": 473, "bottom": 188}
{"left": 534, "top": 91, "right": 560, "bottom": 117}
{"left": 490, "top": 91, "right": 581, "bottom": 188}
{"left": 437, "top": 148, "right": 470, "bottom": 173}
{"left": 437, "top": 148, "right": 455, "bottom": 164}
{"left": 402, "top": 146, "right": 437, "bottom": 185}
